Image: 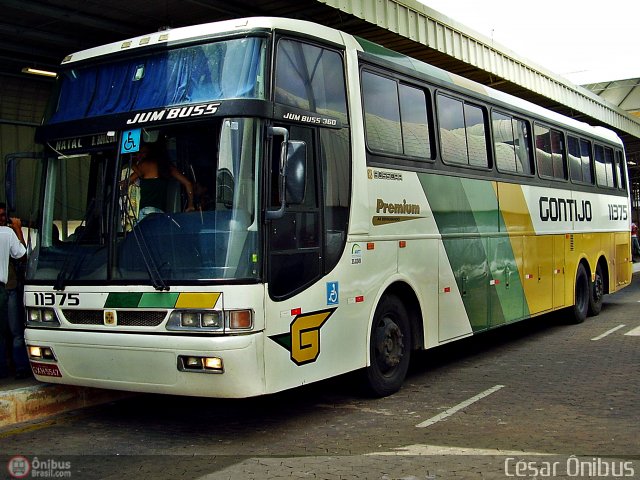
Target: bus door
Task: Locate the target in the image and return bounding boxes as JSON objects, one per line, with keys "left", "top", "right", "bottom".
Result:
{"left": 267, "top": 125, "right": 321, "bottom": 300}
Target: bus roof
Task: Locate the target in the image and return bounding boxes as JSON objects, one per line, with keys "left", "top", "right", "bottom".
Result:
{"left": 60, "top": 17, "right": 346, "bottom": 65}
{"left": 59, "top": 16, "right": 622, "bottom": 148}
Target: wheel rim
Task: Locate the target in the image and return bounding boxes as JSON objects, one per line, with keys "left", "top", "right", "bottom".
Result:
{"left": 593, "top": 270, "right": 604, "bottom": 304}
{"left": 374, "top": 316, "right": 404, "bottom": 374}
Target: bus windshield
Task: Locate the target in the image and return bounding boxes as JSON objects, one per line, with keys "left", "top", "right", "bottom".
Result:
{"left": 47, "top": 36, "right": 267, "bottom": 123}
{"left": 29, "top": 118, "right": 262, "bottom": 286}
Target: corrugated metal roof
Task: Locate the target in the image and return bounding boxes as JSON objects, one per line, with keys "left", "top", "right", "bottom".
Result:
{"left": 2, "top": 0, "right": 639, "bottom": 163}
{"left": 317, "top": 0, "right": 640, "bottom": 161}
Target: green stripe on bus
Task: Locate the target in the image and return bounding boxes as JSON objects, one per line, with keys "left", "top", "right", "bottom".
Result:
{"left": 104, "top": 292, "right": 143, "bottom": 308}
{"left": 419, "top": 174, "right": 522, "bottom": 331}
{"left": 139, "top": 292, "right": 180, "bottom": 308}
{"left": 104, "top": 292, "right": 181, "bottom": 308}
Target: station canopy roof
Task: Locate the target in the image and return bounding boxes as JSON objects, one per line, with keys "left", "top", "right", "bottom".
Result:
{"left": 3, "top": 0, "right": 640, "bottom": 170}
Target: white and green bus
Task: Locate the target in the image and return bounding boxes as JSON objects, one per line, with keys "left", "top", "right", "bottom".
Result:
{"left": 23, "top": 17, "right": 632, "bottom": 398}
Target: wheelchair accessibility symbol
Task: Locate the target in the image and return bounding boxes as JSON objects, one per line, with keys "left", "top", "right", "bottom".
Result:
{"left": 326, "top": 281, "right": 339, "bottom": 306}
{"left": 121, "top": 128, "right": 141, "bottom": 154}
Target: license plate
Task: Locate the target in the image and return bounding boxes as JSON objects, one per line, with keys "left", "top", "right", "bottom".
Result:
{"left": 30, "top": 362, "right": 62, "bottom": 377}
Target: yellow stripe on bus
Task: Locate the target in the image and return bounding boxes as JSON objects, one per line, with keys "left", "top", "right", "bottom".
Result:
{"left": 175, "top": 292, "right": 221, "bottom": 309}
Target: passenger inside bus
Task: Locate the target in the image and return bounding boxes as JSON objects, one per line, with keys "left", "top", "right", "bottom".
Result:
{"left": 122, "top": 142, "right": 195, "bottom": 222}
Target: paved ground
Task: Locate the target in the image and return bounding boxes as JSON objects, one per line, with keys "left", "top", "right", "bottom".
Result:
{"left": 0, "top": 275, "right": 638, "bottom": 479}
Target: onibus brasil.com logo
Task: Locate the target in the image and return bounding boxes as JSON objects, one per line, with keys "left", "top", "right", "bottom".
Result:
{"left": 7, "top": 456, "right": 72, "bottom": 478}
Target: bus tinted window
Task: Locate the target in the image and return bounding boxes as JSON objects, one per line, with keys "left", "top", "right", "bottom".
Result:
{"left": 604, "top": 146, "right": 615, "bottom": 187}
{"left": 595, "top": 144, "right": 616, "bottom": 187}
{"left": 438, "top": 95, "right": 467, "bottom": 164}
{"left": 595, "top": 145, "right": 606, "bottom": 186}
{"left": 569, "top": 136, "right": 592, "bottom": 183}
{"left": 465, "top": 104, "right": 489, "bottom": 167}
{"left": 551, "top": 130, "right": 566, "bottom": 179}
{"left": 50, "top": 38, "right": 267, "bottom": 123}
{"left": 362, "top": 71, "right": 432, "bottom": 159}
{"left": 492, "top": 111, "right": 532, "bottom": 174}
{"left": 580, "top": 139, "right": 593, "bottom": 184}
{"left": 568, "top": 136, "right": 581, "bottom": 182}
{"left": 399, "top": 84, "right": 431, "bottom": 158}
{"left": 615, "top": 150, "right": 627, "bottom": 190}
{"left": 362, "top": 71, "right": 402, "bottom": 154}
{"left": 275, "top": 39, "right": 348, "bottom": 123}
{"left": 438, "top": 93, "right": 488, "bottom": 167}
{"left": 535, "top": 124, "right": 566, "bottom": 179}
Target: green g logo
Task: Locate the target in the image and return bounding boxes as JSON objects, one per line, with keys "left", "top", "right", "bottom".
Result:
{"left": 270, "top": 308, "right": 336, "bottom": 365}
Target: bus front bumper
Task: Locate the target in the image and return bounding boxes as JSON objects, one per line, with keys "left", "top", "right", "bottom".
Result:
{"left": 24, "top": 328, "right": 266, "bottom": 398}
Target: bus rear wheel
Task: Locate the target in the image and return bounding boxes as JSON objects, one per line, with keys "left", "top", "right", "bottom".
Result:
{"left": 363, "top": 294, "right": 411, "bottom": 397}
{"left": 588, "top": 263, "right": 604, "bottom": 316}
{"left": 570, "top": 263, "right": 589, "bottom": 324}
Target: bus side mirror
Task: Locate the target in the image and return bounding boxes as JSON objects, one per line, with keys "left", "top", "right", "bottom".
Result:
{"left": 285, "top": 140, "right": 306, "bottom": 205}
{"left": 266, "top": 128, "right": 307, "bottom": 220}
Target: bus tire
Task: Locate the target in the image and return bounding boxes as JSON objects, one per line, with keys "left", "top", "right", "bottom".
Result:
{"left": 588, "top": 263, "right": 604, "bottom": 316}
{"left": 570, "top": 263, "right": 589, "bottom": 324}
{"left": 362, "top": 294, "right": 411, "bottom": 397}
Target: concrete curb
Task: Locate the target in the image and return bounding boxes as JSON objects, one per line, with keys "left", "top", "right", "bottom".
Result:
{"left": 0, "top": 383, "right": 132, "bottom": 428}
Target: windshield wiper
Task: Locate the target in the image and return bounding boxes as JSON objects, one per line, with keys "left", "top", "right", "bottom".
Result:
{"left": 54, "top": 199, "right": 96, "bottom": 291}
{"left": 119, "top": 179, "right": 169, "bottom": 291}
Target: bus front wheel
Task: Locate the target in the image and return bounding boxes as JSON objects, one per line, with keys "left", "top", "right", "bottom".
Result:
{"left": 363, "top": 294, "right": 411, "bottom": 397}
{"left": 570, "top": 263, "right": 589, "bottom": 324}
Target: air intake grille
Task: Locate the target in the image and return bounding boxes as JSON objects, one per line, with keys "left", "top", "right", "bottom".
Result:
{"left": 63, "top": 310, "right": 166, "bottom": 327}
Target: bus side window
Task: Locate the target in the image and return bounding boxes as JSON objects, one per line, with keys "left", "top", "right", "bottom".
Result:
{"left": 615, "top": 150, "right": 627, "bottom": 190}
{"left": 361, "top": 70, "right": 432, "bottom": 160}
{"left": 493, "top": 111, "right": 532, "bottom": 174}
{"left": 595, "top": 144, "right": 616, "bottom": 188}
{"left": 438, "top": 94, "right": 468, "bottom": 165}
{"left": 604, "top": 147, "right": 615, "bottom": 188}
{"left": 535, "top": 124, "right": 566, "bottom": 179}
{"left": 535, "top": 125, "right": 552, "bottom": 177}
{"left": 321, "top": 128, "right": 350, "bottom": 273}
{"left": 362, "top": 71, "right": 402, "bottom": 155}
{"left": 399, "top": 83, "right": 432, "bottom": 159}
{"left": 568, "top": 136, "right": 582, "bottom": 182}
{"left": 550, "top": 130, "right": 567, "bottom": 179}
{"left": 580, "top": 139, "right": 594, "bottom": 184}
{"left": 437, "top": 93, "right": 489, "bottom": 168}
{"left": 570, "top": 136, "right": 594, "bottom": 185}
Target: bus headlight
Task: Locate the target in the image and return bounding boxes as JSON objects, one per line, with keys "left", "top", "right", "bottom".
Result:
{"left": 166, "top": 309, "right": 252, "bottom": 333}
{"left": 167, "top": 310, "right": 225, "bottom": 332}
{"left": 26, "top": 308, "right": 60, "bottom": 327}
{"left": 181, "top": 312, "right": 200, "bottom": 328}
{"left": 202, "top": 311, "right": 223, "bottom": 328}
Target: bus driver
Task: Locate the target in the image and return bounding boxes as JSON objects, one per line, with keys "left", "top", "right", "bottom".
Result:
{"left": 124, "top": 142, "right": 195, "bottom": 221}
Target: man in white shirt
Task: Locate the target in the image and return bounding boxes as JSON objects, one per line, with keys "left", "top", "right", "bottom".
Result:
{"left": 0, "top": 204, "right": 28, "bottom": 379}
